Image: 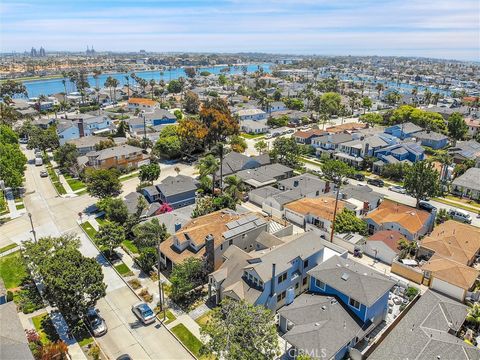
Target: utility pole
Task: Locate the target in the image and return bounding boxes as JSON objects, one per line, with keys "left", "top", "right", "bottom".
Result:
{"left": 142, "top": 110, "right": 147, "bottom": 150}
{"left": 156, "top": 238, "right": 165, "bottom": 320}
{"left": 28, "top": 213, "right": 37, "bottom": 243}
{"left": 329, "top": 177, "right": 341, "bottom": 243}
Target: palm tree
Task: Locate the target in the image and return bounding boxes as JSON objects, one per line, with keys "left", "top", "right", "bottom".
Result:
{"left": 466, "top": 303, "right": 480, "bottom": 330}
{"left": 434, "top": 152, "right": 453, "bottom": 193}
{"left": 149, "top": 79, "right": 156, "bottom": 99}
{"left": 111, "top": 78, "right": 119, "bottom": 102}
{"left": 424, "top": 89, "right": 432, "bottom": 105}
{"left": 125, "top": 75, "right": 130, "bottom": 98}
{"left": 92, "top": 69, "right": 102, "bottom": 90}
{"left": 196, "top": 154, "right": 220, "bottom": 195}
{"left": 411, "top": 87, "right": 418, "bottom": 106}
{"left": 375, "top": 83, "right": 384, "bottom": 99}
{"left": 224, "top": 175, "right": 244, "bottom": 200}
{"left": 431, "top": 92, "right": 440, "bottom": 105}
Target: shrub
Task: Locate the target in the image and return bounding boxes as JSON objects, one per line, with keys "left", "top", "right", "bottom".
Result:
{"left": 136, "top": 248, "right": 157, "bottom": 273}
{"left": 139, "top": 288, "right": 153, "bottom": 303}
{"left": 128, "top": 278, "right": 141, "bottom": 290}
{"left": 405, "top": 286, "right": 419, "bottom": 300}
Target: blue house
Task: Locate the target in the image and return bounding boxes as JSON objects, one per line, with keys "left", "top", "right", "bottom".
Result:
{"left": 147, "top": 109, "right": 177, "bottom": 126}
{"left": 142, "top": 175, "right": 198, "bottom": 209}
{"left": 385, "top": 122, "right": 422, "bottom": 139}
{"left": 374, "top": 141, "right": 425, "bottom": 163}
{"left": 277, "top": 255, "right": 394, "bottom": 360}
{"left": 413, "top": 130, "right": 449, "bottom": 149}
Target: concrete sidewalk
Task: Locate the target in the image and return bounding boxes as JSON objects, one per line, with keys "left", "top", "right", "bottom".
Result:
{"left": 5, "top": 189, "right": 19, "bottom": 219}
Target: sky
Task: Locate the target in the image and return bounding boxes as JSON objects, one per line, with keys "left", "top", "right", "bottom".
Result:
{"left": 0, "top": 0, "right": 479, "bottom": 60}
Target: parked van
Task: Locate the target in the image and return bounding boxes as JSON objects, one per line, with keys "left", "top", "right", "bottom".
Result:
{"left": 447, "top": 208, "right": 472, "bottom": 224}
{"left": 35, "top": 157, "right": 43, "bottom": 166}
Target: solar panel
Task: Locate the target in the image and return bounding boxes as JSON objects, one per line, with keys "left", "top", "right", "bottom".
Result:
{"left": 226, "top": 220, "right": 239, "bottom": 229}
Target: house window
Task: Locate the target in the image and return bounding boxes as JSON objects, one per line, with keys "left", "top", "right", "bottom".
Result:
{"left": 229, "top": 239, "right": 233, "bottom": 246}
{"left": 276, "top": 291, "right": 286, "bottom": 302}
{"left": 295, "top": 283, "right": 299, "bottom": 290}
{"left": 303, "top": 259, "right": 309, "bottom": 269}
{"left": 220, "top": 244, "right": 223, "bottom": 251}
{"left": 315, "top": 279, "right": 326, "bottom": 290}
{"left": 349, "top": 298, "right": 361, "bottom": 310}
{"left": 243, "top": 271, "right": 248, "bottom": 278}
{"left": 278, "top": 273, "right": 287, "bottom": 284}
{"left": 302, "top": 277, "right": 307, "bottom": 286}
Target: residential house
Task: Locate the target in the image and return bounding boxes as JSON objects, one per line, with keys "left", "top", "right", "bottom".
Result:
{"left": 128, "top": 97, "right": 158, "bottom": 112}
{"left": 209, "top": 231, "right": 347, "bottom": 310}
{"left": 66, "top": 136, "right": 108, "bottom": 155}
{"left": 448, "top": 140, "right": 480, "bottom": 163}
{"left": 57, "top": 121, "right": 81, "bottom": 145}
{"left": 364, "top": 230, "right": 404, "bottom": 265}
{"left": 364, "top": 200, "right": 434, "bottom": 241}
{"left": 146, "top": 108, "right": 177, "bottom": 126}
{"left": 240, "top": 120, "right": 269, "bottom": 134}
{"left": 148, "top": 204, "right": 195, "bottom": 234}
{"left": 268, "top": 101, "right": 287, "bottom": 113}
{"left": 79, "top": 144, "right": 149, "bottom": 170}
{"left": 372, "top": 141, "right": 425, "bottom": 173}
{"left": 465, "top": 118, "right": 480, "bottom": 138}
{"left": 235, "top": 108, "right": 267, "bottom": 121}
{"left": 325, "top": 123, "right": 368, "bottom": 134}
{"left": 57, "top": 115, "right": 113, "bottom": 145}
{"left": 235, "top": 163, "right": 294, "bottom": 189}
{"left": 333, "top": 184, "right": 384, "bottom": 213}
{"left": 335, "top": 135, "right": 392, "bottom": 168}
{"left": 369, "top": 290, "right": 477, "bottom": 360}
{"left": 284, "top": 255, "right": 395, "bottom": 359}
{"left": 311, "top": 133, "right": 354, "bottom": 156}
{"left": 142, "top": 175, "right": 198, "bottom": 209}
{"left": 217, "top": 152, "right": 270, "bottom": 177}
{"left": 0, "top": 302, "right": 35, "bottom": 360}
{"left": 451, "top": 167, "right": 480, "bottom": 200}
{"left": 416, "top": 221, "right": 480, "bottom": 301}
{"left": 123, "top": 192, "right": 161, "bottom": 218}
{"left": 413, "top": 130, "right": 449, "bottom": 149}
{"left": 384, "top": 122, "right": 422, "bottom": 139}
{"left": 284, "top": 197, "right": 352, "bottom": 238}
{"left": 270, "top": 110, "right": 312, "bottom": 125}
{"left": 159, "top": 210, "right": 270, "bottom": 271}
{"left": 293, "top": 129, "right": 326, "bottom": 145}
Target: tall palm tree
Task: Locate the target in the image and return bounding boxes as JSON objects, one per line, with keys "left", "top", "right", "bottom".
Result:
{"left": 196, "top": 154, "right": 220, "bottom": 195}
{"left": 149, "top": 79, "right": 156, "bottom": 99}
{"left": 224, "top": 175, "right": 244, "bottom": 200}
{"left": 424, "top": 89, "right": 432, "bottom": 105}
{"left": 375, "top": 83, "right": 384, "bottom": 99}
{"left": 111, "top": 78, "right": 119, "bottom": 102}
{"left": 125, "top": 75, "right": 130, "bottom": 98}
{"left": 411, "top": 87, "right": 418, "bottom": 106}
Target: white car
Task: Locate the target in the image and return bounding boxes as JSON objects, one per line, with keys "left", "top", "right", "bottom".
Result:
{"left": 447, "top": 208, "right": 472, "bottom": 224}
{"left": 132, "top": 302, "right": 155, "bottom": 325}
{"left": 388, "top": 185, "right": 406, "bottom": 194}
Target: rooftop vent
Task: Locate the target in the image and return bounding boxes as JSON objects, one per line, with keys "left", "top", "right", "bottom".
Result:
{"left": 341, "top": 273, "right": 350, "bottom": 281}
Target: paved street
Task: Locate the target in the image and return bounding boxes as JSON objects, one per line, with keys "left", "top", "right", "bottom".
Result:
{"left": 0, "top": 147, "right": 193, "bottom": 360}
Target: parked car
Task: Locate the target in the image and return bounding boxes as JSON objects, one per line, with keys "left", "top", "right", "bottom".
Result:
{"left": 116, "top": 356, "right": 132, "bottom": 360}
{"left": 389, "top": 185, "right": 407, "bottom": 194}
{"left": 84, "top": 308, "right": 107, "bottom": 337}
{"left": 350, "top": 173, "right": 365, "bottom": 181}
{"left": 132, "top": 302, "right": 155, "bottom": 324}
{"left": 265, "top": 133, "right": 272, "bottom": 139}
{"left": 367, "top": 178, "right": 384, "bottom": 187}
{"left": 418, "top": 201, "right": 437, "bottom": 213}
{"left": 447, "top": 208, "right": 472, "bottom": 224}
{"left": 35, "top": 157, "right": 43, "bottom": 166}
{"left": 40, "top": 170, "right": 48, "bottom": 178}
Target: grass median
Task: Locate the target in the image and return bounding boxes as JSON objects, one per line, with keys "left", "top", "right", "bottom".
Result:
{"left": 171, "top": 323, "right": 204, "bottom": 358}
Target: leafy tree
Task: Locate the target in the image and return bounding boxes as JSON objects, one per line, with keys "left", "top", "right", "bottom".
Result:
{"left": 453, "top": 159, "right": 475, "bottom": 178}
{"left": 200, "top": 71, "right": 211, "bottom": 77}
{"left": 97, "top": 197, "right": 129, "bottom": 224}
{"left": 0, "top": 124, "right": 18, "bottom": 144}
{"left": 272, "top": 90, "right": 282, "bottom": 101}
{"left": 154, "top": 125, "right": 182, "bottom": 159}
{"left": 183, "top": 91, "right": 201, "bottom": 114}
{"left": 386, "top": 91, "right": 402, "bottom": 105}
{"left": 270, "top": 137, "right": 301, "bottom": 168}
{"left": 170, "top": 257, "right": 205, "bottom": 301}
{"left": 466, "top": 303, "right": 480, "bottom": 330}
{"left": 334, "top": 208, "right": 367, "bottom": 235}
{"left": 184, "top": 67, "right": 196, "bottom": 79}
{"left": 0, "top": 142, "right": 27, "bottom": 188}
{"left": 27, "top": 126, "right": 59, "bottom": 151}
{"left": 95, "top": 139, "right": 116, "bottom": 151}
{"left": 191, "top": 196, "right": 215, "bottom": 218}
{"left": 447, "top": 112, "right": 468, "bottom": 145}
{"left": 196, "top": 154, "right": 220, "bottom": 194}
{"left": 200, "top": 99, "right": 239, "bottom": 146}
{"left": 177, "top": 118, "right": 208, "bottom": 155}
{"left": 174, "top": 109, "right": 183, "bottom": 120}
{"left": 360, "top": 113, "right": 383, "bottom": 127}
{"left": 229, "top": 135, "right": 247, "bottom": 153}
{"left": 389, "top": 106, "right": 446, "bottom": 132}
{"left": 435, "top": 208, "right": 451, "bottom": 225}
{"left": 95, "top": 221, "right": 124, "bottom": 256}
{"left": 41, "top": 248, "right": 106, "bottom": 324}
{"left": 254, "top": 140, "right": 268, "bottom": 154}
{"left": 381, "top": 162, "right": 410, "bottom": 181}
{"left": 320, "top": 92, "right": 342, "bottom": 117}
{"left": 224, "top": 175, "right": 245, "bottom": 200}
{"left": 284, "top": 98, "right": 304, "bottom": 110}
{"left": 85, "top": 168, "right": 122, "bottom": 199}
{"left": 403, "top": 160, "right": 440, "bottom": 208}
{"left": 116, "top": 120, "right": 128, "bottom": 138}
{"left": 218, "top": 73, "right": 228, "bottom": 85}
{"left": 212, "top": 194, "right": 237, "bottom": 211}
{"left": 53, "top": 143, "right": 79, "bottom": 174}
{"left": 139, "top": 163, "right": 161, "bottom": 183}
{"left": 201, "top": 299, "right": 279, "bottom": 360}
{"left": 361, "top": 97, "right": 373, "bottom": 113}
{"left": 167, "top": 80, "right": 183, "bottom": 94}
{"left": 321, "top": 159, "right": 354, "bottom": 182}
{"left": 267, "top": 115, "right": 289, "bottom": 128}
{"left": 0, "top": 102, "right": 18, "bottom": 126}
{"left": 132, "top": 218, "right": 168, "bottom": 249}
{"left": 136, "top": 248, "right": 158, "bottom": 273}
{"left": 0, "top": 79, "right": 27, "bottom": 97}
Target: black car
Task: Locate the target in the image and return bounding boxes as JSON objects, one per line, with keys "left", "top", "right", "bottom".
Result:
{"left": 418, "top": 201, "right": 437, "bottom": 213}
{"left": 353, "top": 173, "right": 365, "bottom": 181}
{"left": 367, "top": 178, "right": 384, "bottom": 187}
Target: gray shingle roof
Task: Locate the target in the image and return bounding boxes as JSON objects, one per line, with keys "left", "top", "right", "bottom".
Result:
{"left": 86, "top": 144, "right": 143, "bottom": 160}
{"left": 0, "top": 302, "right": 35, "bottom": 360}
{"left": 218, "top": 152, "right": 270, "bottom": 176}
{"left": 278, "top": 294, "right": 365, "bottom": 360}
{"left": 369, "top": 290, "right": 476, "bottom": 360}
{"left": 308, "top": 256, "right": 394, "bottom": 306}
{"left": 452, "top": 168, "right": 480, "bottom": 191}
{"left": 414, "top": 130, "right": 448, "bottom": 141}
{"left": 278, "top": 173, "right": 326, "bottom": 193}
{"left": 156, "top": 175, "right": 198, "bottom": 197}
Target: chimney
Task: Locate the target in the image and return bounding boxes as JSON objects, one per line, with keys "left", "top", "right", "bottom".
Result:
{"left": 270, "top": 263, "right": 276, "bottom": 297}
{"left": 205, "top": 234, "right": 215, "bottom": 273}
{"left": 293, "top": 180, "right": 299, "bottom": 187}
{"left": 174, "top": 221, "right": 182, "bottom": 232}
{"left": 363, "top": 201, "right": 370, "bottom": 214}
{"left": 78, "top": 118, "right": 85, "bottom": 137}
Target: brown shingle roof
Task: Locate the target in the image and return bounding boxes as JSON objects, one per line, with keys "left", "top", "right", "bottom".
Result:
{"left": 128, "top": 97, "right": 157, "bottom": 106}
{"left": 422, "top": 254, "right": 479, "bottom": 290}
{"left": 368, "top": 230, "right": 405, "bottom": 252}
{"left": 364, "top": 200, "right": 430, "bottom": 234}
{"left": 326, "top": 123, "right": 367, "bottom": 134}
{"left": 293, "top": 129, "right": 326, "bottom": 138}
{"left": 284, "top": 197, "right": 346, "bottom": 222}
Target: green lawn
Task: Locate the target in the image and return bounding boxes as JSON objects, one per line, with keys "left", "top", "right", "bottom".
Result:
{"left": 80, "top": 221, "right": 97, "bottom": 239}
{"left": 171, "top": 323, "right": 203, "bottom": 358}
{"left": 0, "top": 251, "right": 28, "bottom": 289}
{"left": 195, "top": 311, "right": 212, "bottom": 328}
{"left": 444, "top": 195, "right": 480, "bottom": 210}
{"left": 65, "top": 177, "right": 86, "bottom": 191}
{"left": 16, "top": 203, "right": 25, "bottom": 210}
{"left": 95, "top": 216, "right": 107, "bottom": 226}
{"left": 76, "top": 189, "right": 88, "bottom": 196}
{"left": 114, "top": 263, "right": 134, "bottom": 277}
{"left": 163, "top": 309, "right": 177, "bottom": 325}
{"left": 46, "top": 166, "right": 67, "bottom": 195}
{"left": 32, "top": 312, "right": 59, "bottom": 345}
{"left": 240, "top": 133, "right": 265, "bottom": 139}
{"left": 0, "top": 243, "right": 18, "bottom": 254}
{"left": 122, "top": 239, "right": 139, "bottom": 254}
{"left": 433, "top": 197, "right": 479, "bottom": 213}
{"left": 300, "top": 156, "right": 323, "bottom": 167}
{"left": 119, "top": 172, "right": 139, "bottom": 182}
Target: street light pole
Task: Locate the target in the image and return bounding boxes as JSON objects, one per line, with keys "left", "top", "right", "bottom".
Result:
{"left": 142, "top": 110, "right": 147, "bottom": 150}
{"left": 28, "top": 213, "right": 37, "bottom": 243}
{"left": 329, "top": 177, "right": 341, "bottom": 243}
{"left": 156, "top": 238, "right": 165, "bottom": 319}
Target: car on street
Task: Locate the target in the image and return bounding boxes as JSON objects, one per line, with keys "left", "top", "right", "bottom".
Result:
{"left": 388, "top": 185, "right": 406, "bottom": 194}
{"left": 40, "top": 170, "right": 48, "bottom": 178}
{"left": 418, "top": 201, "right": 436, "bottom": 213}
{"left": 348, "top": 173, "right": 365, "bottom": 181}
{"left": 35, "top": 157, "right": 43, "bottom": 166}
{"left": 367, "top": 178, "right": 384, "bottom": 187}
{"left": 447, "top": 208, "right": 472, "bottom": 224}
{"left": 116, "top": 355, "right": 132, "bottom": 360}
{"left": 84, "top": 308, "right": 107, "bottom": 337}
{"left": 132, "top": 302, "right": 155, "bottom": 325}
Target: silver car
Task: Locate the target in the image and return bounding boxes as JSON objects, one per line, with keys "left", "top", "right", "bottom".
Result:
{"left": 85, "top": 308, "right": 107, "bottom": 337}
{"left": 388, "top": 185, "right": 406, "bottom": 194}
{"left": 132, "top": 302, "right": 155, "bottom": 324}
